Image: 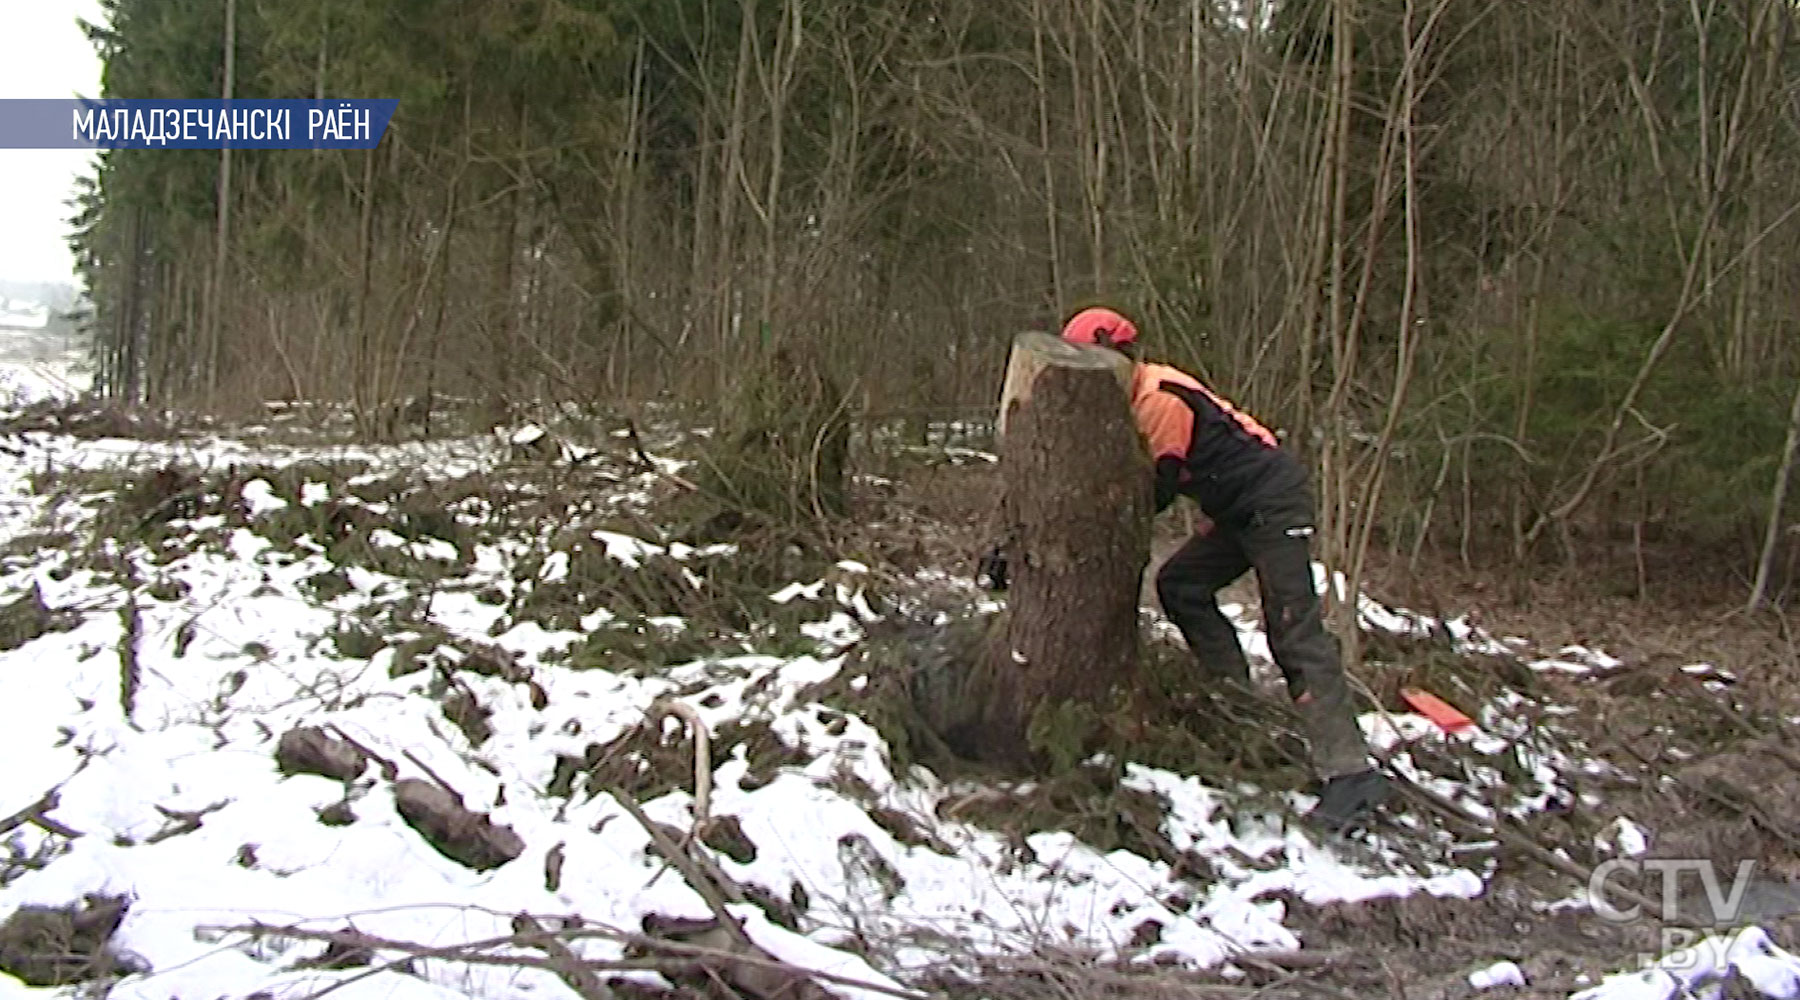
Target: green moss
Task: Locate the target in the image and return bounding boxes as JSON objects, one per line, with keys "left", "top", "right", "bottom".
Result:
{"left": 1027, "top": 700, "right": 1103, "bottom": 775}
{"left": 0, "top": 531, "right": 77, "bottom": 561}
{"left": 327, "top": 622, "right": 386, "bottom": 661}
{"left": 143, "top": 576, "right": 188, "bottom": 602}
{"left": 561, "top": 618, "right": 725, "bottom": 674}
{"left": 0, "top": 586, "right": 76, "bottom": 652}
{"left": 389, "top": 630, "right": 455, "bottom": 678}
{"left": 692, "top": 342, "right": 853, "bottom": 527}
{"left": 938, "top": 762, "right": 1199, "bottom": 870}
{"left": 304, "top": 568, "right": 355, "bottom": 602}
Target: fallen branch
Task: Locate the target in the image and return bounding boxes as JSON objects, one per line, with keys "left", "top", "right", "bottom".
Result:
{"left": 1222, "top": 952, "right": 1362, "bottom": 1000}
{"left": 650, "top": 699, "right": 713, "bottom": 840}
{"left": 36, "top": 814, "right": 83, "bottom": 842}
{"left": 1671, "top": 773, "right": 1800, "bottom": 858}
{"left": 1233, "top": 948, "right": 1348, "bottom": 970}
{"left": 1343, "top": 674, "right": 1682, "bottom": 924}
{"left": 610, "top": 788, "right": 863, "bottom": 1000}
{"left": 1372, "top": 748, "right": 1685, "bottom": 926}
{"left": 0, "top": 791, "right": 82, "bottom": 841}
{"left": 512, "top": 914, "right": 616, "bottom": 1000}
{"left": 610, "top": 788, "right": 747, "bottom": 935}
{"left": 325, "top": 723, "right": 399, "bottom": 780}
{"left": 957, "top": 952, "right": 1261, "bottom": 995}
{"left": 1681, "top": 684, "right": 1800, "bottom": 772}
{"left": 144, "top": 799, "right": 230, "bottom": 845}
{"left": 239, "top": 922, "right": 588, "bottom": 1000}
{"left": 204, "top": 918, "right": 933, "bottom": 1000}
{"left": 399, "top": 748, "right": 461, "bottom": 799}
{"left": 623, "top": 419, "right": 699, "bottom": 493}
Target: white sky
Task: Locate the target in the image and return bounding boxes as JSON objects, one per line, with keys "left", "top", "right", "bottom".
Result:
{"left": 0, "top": 1, "right": 105, "bottom": 288}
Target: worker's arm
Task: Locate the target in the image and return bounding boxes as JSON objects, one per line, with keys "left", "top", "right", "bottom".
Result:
{"left": 1135, "top": 388, "right": 1194, "bottom": 515}
{"left": 1153, "top": 457, "right": 1184, "bottom": 513}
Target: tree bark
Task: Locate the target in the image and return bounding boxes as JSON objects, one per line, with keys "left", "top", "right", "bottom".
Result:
{"left": 204, "top": 0, "right": 237, "bottom": 411}
{"left": 1747, "top": 374, "right": 1800, "bottom": 613}
{"left": 959, "top": 333, "right": 1152, "bottom": 768}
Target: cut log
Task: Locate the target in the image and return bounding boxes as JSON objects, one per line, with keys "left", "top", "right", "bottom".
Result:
{"left": 392, "top": 778, "right": 524, "bottom": 871}
{"left": 275, "top": 726, "right": 369, "bottom": 782}
{"left": 957, "top": 332, "right": 1152, "bottom": 766}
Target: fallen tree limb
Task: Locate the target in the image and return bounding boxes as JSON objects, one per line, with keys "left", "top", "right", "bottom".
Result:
{"left": 1233, "top": 948, "right": 1350, "bottom": 970}
{"left": 1343, "top": 676, "right": 1683, "bottom": 926}
{"left": 622, "top": 419, "right": 699, "bottom": 493}
{"left": 1371, "top": 747, "right": 1685, "bottom": 926}
{"left": 0, "top": 791, "right": 82, "bottom": 841}
{"left": 649, "top": 699, "right": 713, "bottom": 841}
{"left": 26, "top": 812, "right": 83, "bottom": 840}
{"left": 1681, "top": 684, "right": 1800, "bottom": 772}
{"left": 610, "top": 788, "right": 748, "bottom": 935}
{"left": 204, "top": 919, "right": 933, "bottom": 1000}
{"left": 0, "top": 793, "right": 55, "bottom": 838}
{"left": 956, "top": 953, "right": 1260, "bottom": 996}
{"left": 324, "top": 724, "right": 399, "bottom": 780}
{"left": 512, "top": 914, "right": 616, "bottom": 1000}
{"left": 399, "top": 748, "right": 461, "bottom": 799}
{"left": 144, "top": 800, "right": 230, "bottom": 845}
{"left": 619, "top": 785, "right": 911, "bottom": 1000}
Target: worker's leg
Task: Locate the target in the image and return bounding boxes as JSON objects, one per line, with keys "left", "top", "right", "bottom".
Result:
{"left": 1154, "top": 527, "right": 1254, "bottom": 684}
{"left": 1238, "top": 497, "right": 1373, "bottom": 781}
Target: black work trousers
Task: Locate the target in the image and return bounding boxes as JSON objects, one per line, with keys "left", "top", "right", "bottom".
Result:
{"left": 1154, "top": 491, "right": 1371, "bottom": 780}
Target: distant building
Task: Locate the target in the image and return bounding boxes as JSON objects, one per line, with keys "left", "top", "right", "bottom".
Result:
{"left": 0, "top": 298, "right": 52, "bottom": 332}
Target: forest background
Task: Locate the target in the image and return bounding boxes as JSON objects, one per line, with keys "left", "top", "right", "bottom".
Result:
{"left": 69, "top": 0, "right": 1800, "bottom": 622}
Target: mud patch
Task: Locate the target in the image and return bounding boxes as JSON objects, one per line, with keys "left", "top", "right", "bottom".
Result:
{"left": 1276, "top": 885, "right": 1692, "bottom": 994}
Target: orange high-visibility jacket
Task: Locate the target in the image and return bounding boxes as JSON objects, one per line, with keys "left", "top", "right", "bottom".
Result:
{"left": 1129, "top": 362, "right": 1306, "bottom": 523}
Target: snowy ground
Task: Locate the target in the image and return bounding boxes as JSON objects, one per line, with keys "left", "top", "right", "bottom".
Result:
{"left": 0, "top": 362, "right": 1796, "bottom": 1000}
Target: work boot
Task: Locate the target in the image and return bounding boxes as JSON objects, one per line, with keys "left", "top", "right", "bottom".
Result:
{"left": 1308, "top": 768, "right": 1391, "bottom": 834}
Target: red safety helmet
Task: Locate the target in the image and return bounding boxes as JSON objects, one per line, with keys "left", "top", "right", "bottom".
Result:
{"left": 1060, "top": 307, "right": 1138, "bottom": 348}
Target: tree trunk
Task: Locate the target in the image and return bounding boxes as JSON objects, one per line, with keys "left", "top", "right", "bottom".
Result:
{"left": 1747, "top": 373, "right": 1800, "bottom": 612}
{"left": 206, "top": 0, "right": 237, "bottom": 412}
{"left": 959, "top": 333, "right": 1152, "bottom": 768}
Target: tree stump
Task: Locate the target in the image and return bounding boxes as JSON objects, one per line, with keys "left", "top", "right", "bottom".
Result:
{"left": 956, "top": 332, "right": 1153, "bottom": 767}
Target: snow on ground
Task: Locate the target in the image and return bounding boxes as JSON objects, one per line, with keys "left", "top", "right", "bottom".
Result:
{"left": 0, "top": 386, "right": 1793, "bottom": 999}
{"left": 14, "top": 424, "right": 512, "bottom": 482}
{"left": 1570, "top": 928, "right": 1800, "bottom": 1000}
{"left": 0, "top": 329, "right": 89, "bottom": 411}
{"left": 0, "top": 473, "right": 1473, "bottom": 996}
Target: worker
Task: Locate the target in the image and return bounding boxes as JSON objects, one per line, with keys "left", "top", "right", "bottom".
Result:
{"left": 980, "top": 306, "right": 1390, "bottom": 833}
